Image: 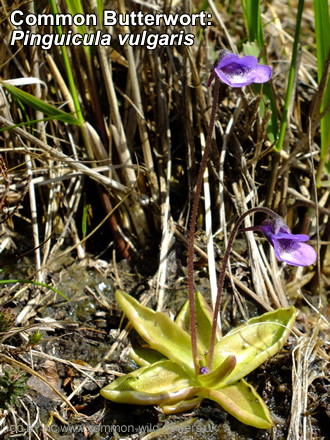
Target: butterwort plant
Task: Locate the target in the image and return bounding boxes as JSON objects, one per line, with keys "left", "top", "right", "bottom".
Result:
{"left": 101, "top": 51, "right": 316, "bottom": 429}
{"left": 100, "top": 208, "right": 315, "bottom": 428}
{"left": 101, "top": 290, "right": 296, "bottom": 429}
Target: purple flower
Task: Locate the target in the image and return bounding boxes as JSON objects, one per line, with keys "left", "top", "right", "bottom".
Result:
{"left": 199, "top": 366, "right": 209, "bottom": 375}
{"left": 259, "top": 218, "right": 317, "bottom": 267}
{"left": 208, "top": 50, "right": 272, "bottom": 88}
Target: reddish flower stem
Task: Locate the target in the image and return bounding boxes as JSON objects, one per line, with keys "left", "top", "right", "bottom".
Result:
{"left": 207, "top": 206, "right": 278, "bottom": 370}
{"left": 188, "top": 78, "right": 220, "bottom": 374}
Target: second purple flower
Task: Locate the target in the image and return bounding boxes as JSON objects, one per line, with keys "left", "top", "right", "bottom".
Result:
{"left": 259, "top": 218, "right": 317, "bottom": 267}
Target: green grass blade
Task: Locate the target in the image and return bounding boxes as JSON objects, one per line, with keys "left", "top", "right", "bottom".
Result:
{"left": 0, "top": 81, "right": 79, "bottom": 125}
{"left": 241, "top": 0, "right": 264, "bottom": 46}
{"left": 275, "top": 0, "right": 305, "bottom": 152}
{"left": 314, "top": 0, "right": 330, "bottom": 75}
{"left": 82, "top": 192, "right": 89, "bottom": 240}
{"left": 64, "top": 0, "right": 84, "bottom": 18}
{"left": 48, "top": 0, "right": 84, "bottom": 126}
{"left": 0, "top": 279, "right": 69, "bottom": 301}
{"left": 241, "top": 0, "right": 278, "bottom": 142}
{"left": 97, "top": 0, "right": 103, "bottom": 25}
{"left": 64, "top": 0, "right": 91, "bottom": 61}
{"left": 314, "top": 0, "right": 330, "bottom": 183}
{"left": 0, "top": 116, "right": 76, "bottom": 133}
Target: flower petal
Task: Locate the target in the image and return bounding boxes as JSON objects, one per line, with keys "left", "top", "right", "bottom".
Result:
{"left": 274, "top": 240, "right": 317, "bottom": 266}
{"left": 215, "top": 63, "right": 272, "bottom": 87}
{"left": 250, "top": 64, "right": 272, "bottom": 83}
{"left": 274, "top": 232, "right": 310, "bottom": 242}
{"left": 236, "top": 55, "right": 258, "bottom": 67}
{"left": 218, "top": 53, "right": 240, "bottom": 68}
{"left": 259, "top": 216, "right": 316, "bottom": 266}
{"left": 215, "top": 64, "right": 254, "bottom": 87}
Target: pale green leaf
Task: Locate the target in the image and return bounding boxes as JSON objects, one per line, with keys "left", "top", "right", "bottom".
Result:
{"left": 101, "top": 360, "right": 198, "bottom": 406}
{"left": 211, "top": 307, "right": 296, "bottom": 385}
{"left": 207, "top": 379, "right": 273, "bottom": 429}
{"left": 161, "top": 397, "right": 203, "bottom": 414}
{"left": 130, "top": 344, "right": 165, "bottom": 367}
{"left": 175, "top": 291, "right": 221, "bottom": 352}
{"left": 198, "top": 355, "right": 236, "bottom": 388}
{"left": 115, "top": 290, "right": 203, "bottom": 374}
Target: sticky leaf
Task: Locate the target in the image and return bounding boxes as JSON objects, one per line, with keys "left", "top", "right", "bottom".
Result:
{"left": 211, "top": 306, "right": 296, "bottom": 385}
{"left": 101, "top": 360, "right": 198, "bottom": 406}
{"left": 176, "top": 291, "right": 221, "bottom": 352}
{"left": 207, "top": 379, "right": 273, "bottom": 429}
{"left": 198, "top": 355, "right": 236, "bottom": 388}
{"left": 102, "top": 292, "right": 296, "bottom": 430}
{"left": 115, "top": 290, "right": 204, "bottom": 374}
{"left": 130, "top": 344, "right": 165, "bottom": 367}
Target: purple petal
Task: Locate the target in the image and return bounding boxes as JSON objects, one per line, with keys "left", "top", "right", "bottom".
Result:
{"left": 260, "top": 223, "right": 276, "bottom": 243}
{"left": 218, "top": 53, "right": 240, "bottom": 69}
{"left": 250, "top": 65, "right": 273, "bottom": 84}
{"left": 261, "top": 218, "right": 290, "bottom": 236}
{"left": 214, "top": 63, "right": 251, "bottom": 87}
{"left": 272, "top": 216, "right": 291, "bottom": 234}
{"left": 215, "top": 62, "right": 272, "bottom": 87}
{"left": 277, "top": 225, "right": 291, "bottom": 234}
{"left": 236, "top": 55, "right": 259, "bottom": 67}
{"left": 274, "top": 232, "right": 310, "bottom": 242}
{"left": 258, "top": 215, "right": 315, "bottom": 266}
{"left": 273, "top": 240, "right": 317, "bottom": 266}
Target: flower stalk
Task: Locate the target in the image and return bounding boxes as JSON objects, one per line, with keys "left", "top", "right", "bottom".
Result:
{"left": 188, "top": 51, "right": 312, "bottom": 374}
{"left": 207, "top": 207, "right": 316, "bottom": 369}
{"left": 207, "top": 207, "right": 277, "bottom": 369}
{"left": 188, "top": 78, "right": 220, "bottom": 374}
{"left": 189, "top": 51, "right": 274, "bottom": 373}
